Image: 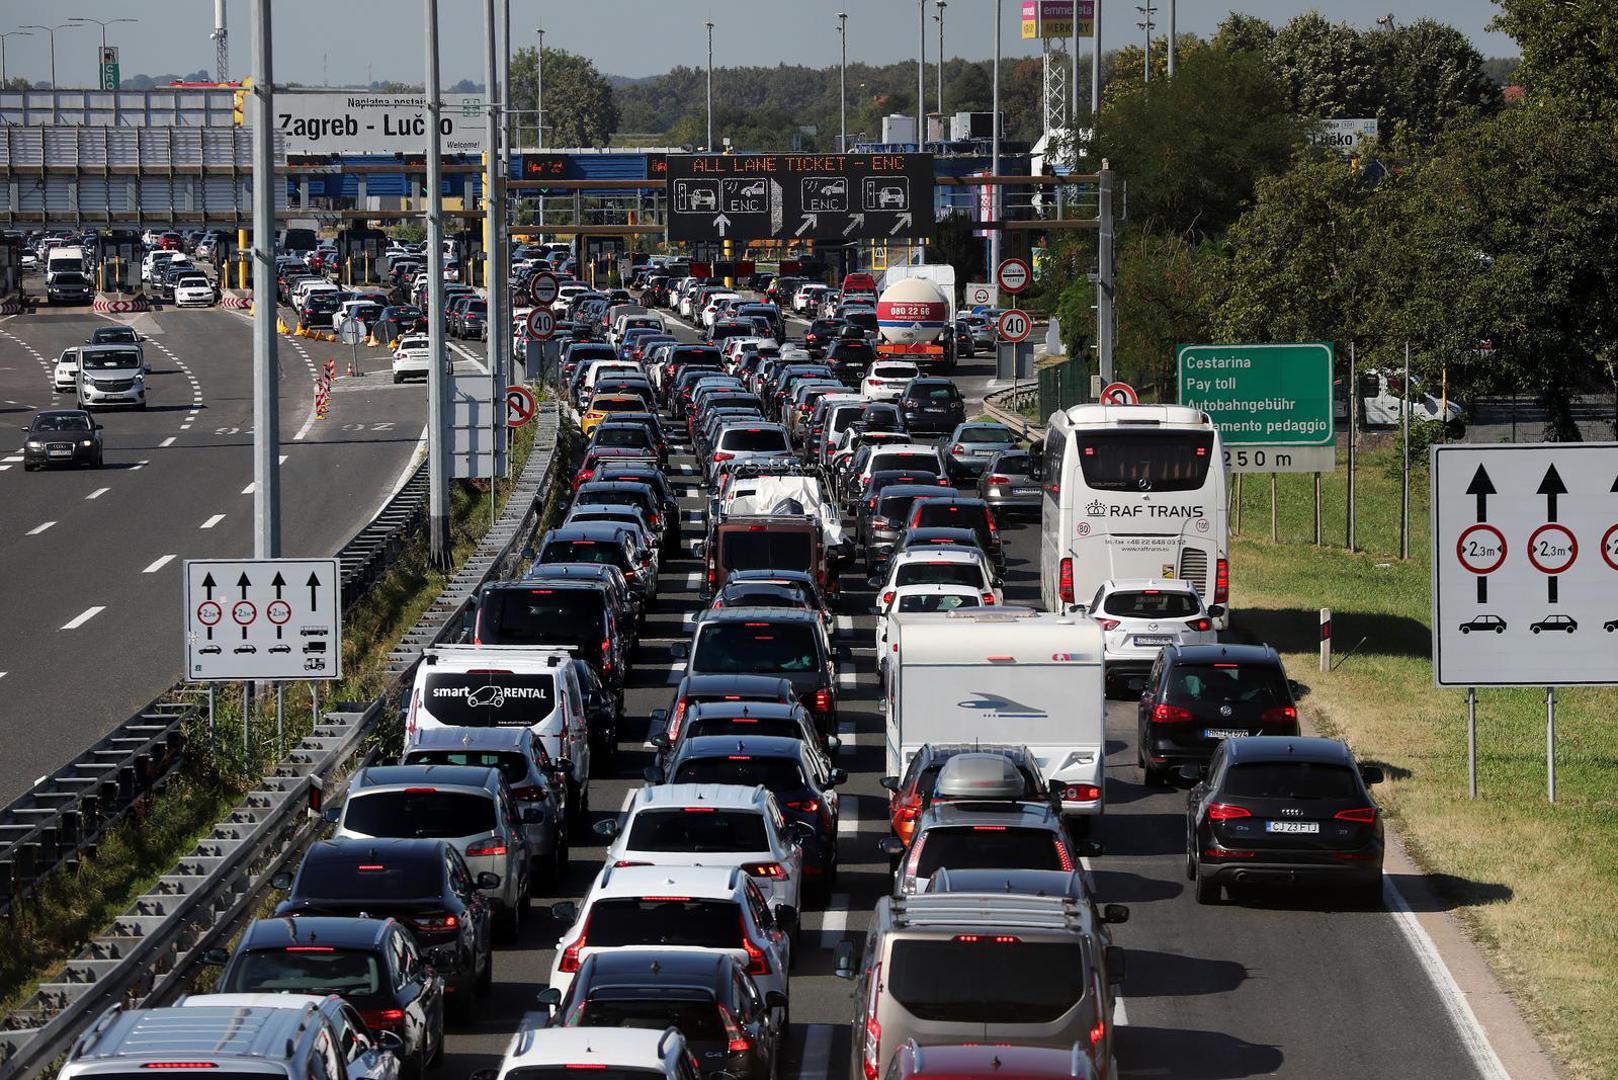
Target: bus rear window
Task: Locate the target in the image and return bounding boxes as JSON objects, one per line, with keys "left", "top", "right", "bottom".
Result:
{"left": 1074, "top": 430, "right": 1215, "bottom": 492}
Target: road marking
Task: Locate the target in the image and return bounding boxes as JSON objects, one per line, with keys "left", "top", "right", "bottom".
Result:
{"left": 61, "top": 606, "right": 105, "bottom": 630}
{"left": 798, "top": 1024, "right": 835, "bottom": 1080}
{"left": 279, "top": 454, "right": 288, "bottom": 464}
{"left": 0, "top": 465, "right": 10, "bottom": 471}
{"left": 242, "top": 482, "right": 256, "bottom": 494}
{"left": 160, "top": 436, "right": 176, "bottom": 447}
{"left": 200, "top": 513, "right": 226, "bottom": 529}
{"left": 131, "top": 459, "right": 149, "bottom": 470}
{"left": 143, "top": 554, "right": 177, "bottom": 573}
{"left": 86, "top": 487, "right": 110, "bottom": 500}
{"left": 1, "top": 455, "right": 21, "bottom": 463}
{"left": 26, "top": 521, "right": 55, "bottom": 535}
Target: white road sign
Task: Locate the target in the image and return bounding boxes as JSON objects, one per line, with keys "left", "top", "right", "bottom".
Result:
{"left": 964, "top": 282, "right": 995, "bottom": 307}
{"left": 1223, "top": 443, "right": 1337, "bottom": 474}
{"left": 185, "top": 559, "right": 342, "bottom": 681}
{"left": 996, "top": 308, "right": 1032, "bottom": 342}
{"left": 996, "top": 258, "right": 1031, "bottom": 294}
{"left": 273, "top": 93, "right": 485, "bottom": 154}
{"left": 1432, "top": 444, "right": 1618, "bottom": 686}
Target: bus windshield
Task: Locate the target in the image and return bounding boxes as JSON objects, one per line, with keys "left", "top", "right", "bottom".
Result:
{"left": 1074, "top": 430, "right": 1215, "bottom": 493}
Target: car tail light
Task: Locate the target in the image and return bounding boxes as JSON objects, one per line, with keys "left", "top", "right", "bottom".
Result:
{"left": 985, "top": 473, "right": 1011, "bottom": 486}
{"left": 1095, "top": 617, "right": 1120, "bottom": 631}
{"left": 1059, "top": 557, "right": 1075, "bottom": 605}
{"left": 1151, "top": 703, "right": 1194, "bottom": 724}
{"left": 668, "top": 697, "right": 688, "bottom": 740}
{"left": 1261, "top": 705, "right": 1298, "bottom": 725}
{"left": 1061, "top": 783, "right": 1101, "bottom": 803}
{"left": 407, "top": 913, "right": 460, "bottom": 933}
{"left": 881, "top": 590, "right": 894, "bottom": 605}
{"left": 740, "top": 914, "right": 771, "bottom": 976}
{"left": 981, "top": 592, "right": 997, "bottom": 605}
{"left": 1204, "top": 847, "right": 1255, "bottom": 858}
{"left": 742, "top": 862, "right": 787, "bottom": 878}
{"left": 511, "top": 785, "right": 547, "bottom": 802}
{"left": 1052, "top": 838, "right": 1075, "bottom": 871}
{"left": 362, "top": 1008, "right": 405, "bottom": 1032}
{"left": 141, "top": 1065, "right": 218, "bottom": 1071}
{"left": 1207, "top": 803, "right": 1252, "bottom": 820}
{"left": 600, "top": 636, "right": 615, "bottom": 674}
{"left": 953, "top": 934, "right": 1023, "bottom": 943}
{"left": 1215, "top": 558, "right": 1229, "bottom": 605}
{"left": 1187, "top": 617, "right": 1213, "bottom": 632}
{"left": 612, "top": 860, "right": 650, "bottom": 868}
{"left": 1334, "top": 806, "right": 1378, "bottom": 823}
{"left": 713, "top": 451, "right": 734, "bottom": 463}
{"left": 813, "top": 688, "right": 832, "bottom": 714}
{"left": 784, "top": 798, "right": 821, "bottom": 813}
{"left": 861, "top": 1016, "right": 882, "bottom": 1080}
{"left": 466, "top": 839, "right": 507, "bottom": 857}
{"left": 894, "top": 793, "right": 921, "bottom": 824}
{"left": 558, "top": 915, "right": 590, "bottom": 972}
{"left": 718, "top": 1003, "right": 752, "bottom": 1053}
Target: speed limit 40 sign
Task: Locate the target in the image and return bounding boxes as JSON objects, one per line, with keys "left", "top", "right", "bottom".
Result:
{"left": 525, "top": 307, "right": 556, "bottom": 340}
{"left": 996, "top": 308, "right": 1032, "bottom": 343}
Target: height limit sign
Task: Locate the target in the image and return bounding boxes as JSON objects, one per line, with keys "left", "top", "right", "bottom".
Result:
{"left": 184, "top": 559, "right": 342, "bottom": 681}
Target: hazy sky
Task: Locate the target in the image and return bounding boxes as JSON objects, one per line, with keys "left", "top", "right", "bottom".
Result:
{"left": 4, "top": 0, "right": 1518, "bottom": 88}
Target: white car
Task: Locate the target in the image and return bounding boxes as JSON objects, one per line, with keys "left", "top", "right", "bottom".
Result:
{"left": 701, "top": 293, "right": 742, "bottom": 331}
{"left": 480, "top": 1026, "right": 697, "bottom": 1080}
{"left": 873, "top": 547, "right": 1003, "bottom": 608}
{"left": 392, "top": 333, "right": 432, "bottom": 383}
{"left": 875, "top": 583, "right": 984, "bottom": 662}
{"left": 52, "top": 348, "right": 81, "bottom": 393}
{"left": 546, "top": 863, "right": 795, "bottom": 1007}
{"left": 1087, "top": 578, "right": 1218, "bottom": 689}
{"left": 593, "top": 784, "right": 809, "bottom": 913}
{"left": 862, "top": 361, "right": 921, "bottom": 401}
{"left": 172, "top": 273, "right": 216, "bottom": 307}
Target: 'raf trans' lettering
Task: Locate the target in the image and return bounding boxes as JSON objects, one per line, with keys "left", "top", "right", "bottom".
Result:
{"left": 1084, "top": 499, "right": 1205, "bottom": 519}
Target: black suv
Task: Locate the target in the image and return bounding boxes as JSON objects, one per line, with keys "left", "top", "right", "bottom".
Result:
{"left": 674, "top": 607, "right": 839, "bottom": 744}
{"left": 1137, "top": 643, "right": 1301, "bottom": 785}
{"left": 541, "top": 951, "right": 786, "bottom": 1080}
{"left": 1186, "top": 736, "right": 1385, "bottom": 906}
{"left": 473, "top": 581, "right": 629, "bottom": 700}
{"left": 898, "top": 377, "right": 967, "bottom": 435}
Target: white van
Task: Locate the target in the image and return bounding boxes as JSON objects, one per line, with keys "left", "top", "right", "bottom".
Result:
{"left": 291, "top": 277, "right": 339, "bottom": 308}
{"left": 406, "top": 644, "right": 592, "bottom": 811}
{"left": 884, "top": 607, "right": 1106, "bottom": 823}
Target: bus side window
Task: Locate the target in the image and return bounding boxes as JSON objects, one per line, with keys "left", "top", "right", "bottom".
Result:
{"left": 1043, "top": 429, "right": 1066, "bottom": 499}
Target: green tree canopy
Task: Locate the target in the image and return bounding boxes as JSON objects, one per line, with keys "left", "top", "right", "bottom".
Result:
{"left": 509, "top": 46, "right": 619, "bottom": 148}
{"left": 1491, "top": 0, "right": 1618, "bottom": 120}
{"left": 1268, "top": 12, "right": 1380, "bottom": 119}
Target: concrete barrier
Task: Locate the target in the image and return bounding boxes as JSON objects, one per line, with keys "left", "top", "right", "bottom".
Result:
{"left": 92, "top": 293, "right": 151, "bottom": 314}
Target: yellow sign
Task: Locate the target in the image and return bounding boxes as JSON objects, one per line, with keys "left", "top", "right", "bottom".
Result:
{"left": 1021, "top": 0, "right": 1095, "bottom": 38}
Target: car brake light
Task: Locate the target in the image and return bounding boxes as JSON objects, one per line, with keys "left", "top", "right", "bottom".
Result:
{"left": 894, "top": 794, "right": 920, "bottom": 824}
{"left": 987, "top": 474, "right": 1010, "bottom": 485}
{"left": 882, "top": 590, "right": 894, "bottom": 605}
{"left": 784, "top": 798, "right": 821, "bottom": 813}
{"left": 1187, "top": 617, "right": 1213, "bottom": 632}
{"left": 141, "top": 1065, "right": 219, "bottom": 1071}
{"left": 1261, "top": 705, "right": 1299, "bottom": 725}
{"left": 981, "top": 592, "right": 997, "bottom": 605}
{"left": 1207, "top": 803, "right": 1252, "bottom": 820}
{"left": 668, "top": 697, "right": 688, "bottom": 740}
{"left": 951, "top": 443, "right": 965, "bottom": 453}
{"left": 466, "top": 839, "right": 508, "bottom": 857}
{"left": 713, "top": 451, "right": 734, "bottom": 462}
{"left": 600, "top": 636, "right": 614, "bottom": 674}
{"left": 1215, "top": 557, "right": 1229, "bottom": 605}
{"left": 362, "top": 1008, "right": 405, "bottom": 1031}
{"left": 558, "top": 915, "right": 589, "bottom": 972}
{"left": 1059, "top": 557, "right": 1075, "bottom": 605}
{"left": 408, "top": 913, "right": 460, "bottom": 932}
{"left": 1151, "top": 703, "right": 1194, "bottom": 724}
{"left": 953, "top": 934, "right": 1023, "bottom": 943}
{"left": 1061, "top": 783, "right": 1101, "bottom": 803}
{"left": 718, "top": 1003, "right": 752, "bottom": 1052}
{"left": 1334, "top": 806, "right": 1378, "bottom": 823}
{"left": 742, "top": 862, "right": 787, "bottom": 878}
{"left": 813, "top": 688, "right": 832, "bottom": 713}
{"left": 1096, "top": 618, "right": 1120, "bottom": 631}
{"left": 741, "top": 914, "right": 771, "bottom": 976}
{"left": 1052, "top": 838, "right": 1075, "bottom": 871}
{"left": 511, "top": 785, "right": 547, "bottom": 802}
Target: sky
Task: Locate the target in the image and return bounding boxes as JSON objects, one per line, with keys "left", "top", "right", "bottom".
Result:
{"left": 2, "top": 0, "right": 1518, "bottom": 89}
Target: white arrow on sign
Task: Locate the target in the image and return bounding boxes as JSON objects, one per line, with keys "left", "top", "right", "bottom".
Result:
{"left": 843, "top": 213, "right": 866, "bottom": 237}
{"left": 713, "top": 213, "right": 732, "bottom": 237}
{"left": 795, "top": 213, "right": 819, "bottom": 237}
{"left": 889, "top": 212, "right": 913, "bottom": 236}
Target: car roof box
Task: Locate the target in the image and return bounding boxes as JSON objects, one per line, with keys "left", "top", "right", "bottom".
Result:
{"left": 934, "top": 753, "right": 1026, "bottom": 800}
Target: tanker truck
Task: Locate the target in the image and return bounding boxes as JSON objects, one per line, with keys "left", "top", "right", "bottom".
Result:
{"left": 876, "top": 263, "right": 957, "bottom": 371}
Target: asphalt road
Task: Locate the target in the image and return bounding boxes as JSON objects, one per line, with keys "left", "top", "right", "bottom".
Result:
{"left": 431, "top": 309, "right": 1488, "bottom": 1080}
{"left": 0, "top": 287, "right": 472, "bottom": 803}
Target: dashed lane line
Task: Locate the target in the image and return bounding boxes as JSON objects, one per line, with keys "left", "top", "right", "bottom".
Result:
{"left": 159, "top": 436, "right": 176, "bottom": 447}
{"left": 60, "top": 606, "right": 105, "bottom": 630}
{"left": 26, "top": 521, "right": 55, "bottom": 535}
{"left": 143, "top": 554, "right": 177, "bottom": 573}
{"left": 200, "top": 513, "right": 226, "bottom": 529}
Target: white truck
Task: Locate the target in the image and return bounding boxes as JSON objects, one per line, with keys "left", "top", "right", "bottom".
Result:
{"left": 46, "top": 245, "right": 87, "bottom": 281}
{"left": 884, "top": 606, "right": 1107, "bottom": 825}
{"left": 877, "top": 262, "right": 958, "bottom": 369}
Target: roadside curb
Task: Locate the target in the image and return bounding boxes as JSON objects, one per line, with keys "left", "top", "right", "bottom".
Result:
{"left": 91, "top": 292, "right": 151, "bottom": 315}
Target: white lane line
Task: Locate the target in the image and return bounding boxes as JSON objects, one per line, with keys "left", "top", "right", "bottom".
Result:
{"left": 0, "top": 465, "right": 11, "bottom": 471}
{"left": 1, "top": 455, "right": 21, "bottom": 463}
{"left": 279, "top": 454, "right": 288, "bottom": 464}
{"left": 242, "top": 482, "right": 256, "bottom": 494}
{"left": 200, "top": 513, "right": 226, "bottom": 529}
{"left": 131, "top": 459, "right": 149, "bottom": 470}
{"left": 26, "top": 521, "right": 56, "bottom": 535}
{"left": 61, "top": 606, "right": 105, "bottom": 630}
{"left": 798, "top": 1024, "right": 834, "bottom": 1080}
{"left": 85, "top": 487, "right": 110, "bottom": 500}
{"left": 685, "top": 572, "right": 703, "bottom": 590}
{"left": 0, "top": 672, "right": 7, "bottom": 680}
{"left": 143, "top": 554, "right": 177, "bottom": 573}
{"left": 160, "top": 436, "right": 176, "bottom": 447}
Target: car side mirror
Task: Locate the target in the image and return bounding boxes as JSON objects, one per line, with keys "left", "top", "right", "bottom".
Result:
{"left": 1104, "top": 945, "right": 1127, "bottom": 986}
{"left": 201, "top": 947, "right": 232, "bottom": 966}
{"left": 1208, "top": 605, "right": 1226, "bottom": 618}
{"left": 1102, "top": 903, "right": 1130, "bottom": 925}
{"left": 670, "top": 641, "right": 690, "bottom": 660}
{"left": 549, "top": 901, "right": 579, "bottom": 924}
{"left": 1360, "top": 765, "right": 1385, "bottom": 785}
{"left": 866, "top": 574, "right": 883, "bottom": 588}
{"left": 476, "top": 871, "right": 501, "bottom": 890}
{"left": 787, "top": 820, "right": 816, "bottom": 845}
{"left": 648, "top": 732, "right": 670, "bottom": 749}
{"left": 690, "top": 540, "right": 706, "bottom": 559}
{"left": 879, "top": 776, "right": 899, "bottom": 792}
{"left": 643, "top": 766, "right": 665, "bottom": 784}
{"left": 470, "top": 1069, "right": 500, "bottom": 1080}
{"left": 877, "top": 836, "right": 906, "bottom": 858}
{"left": 764, "top": 990, "right": 789, "bottom": 1012}
{"left": 322, "top": 806, "right": 341, "bottom": 824}
{"left": 94, "top": 423, "right": 104, "bottom": 431}
{"left": 536, "top": 986, "right": 563, "bottom": 1011}
{"left": 592, "top": 818, "right": 621, "bottom": 839}
{"left": 650, "top": 708, "right": 668, "bottom": 727}
{"left": 1074, "top": 838, "right": 1104, "bottom": 858}
{"left": 270, "top": 871, "right": 294, "bottom": 890}
{"left": 1048, "top": 779, "right": 1065, "bottom": 799}
{"left": 521, "top": 545, "right": 536, "bottom": 560}
{"left": 773, "top": 903, "right": 798, "bottom": 929}
{"left": 375, "top": 1030, "right": 404, "bottom": 1053}
{"left": 1179, "top": 764, "right": 1206, "bottom": 782}
{"left": 827, "top": 768, "right": 847, "bottom": 787}
{"left": 833, "top": 939, "right": 858, "bottom": 979}
{"left": 825, "top": 735, "right": 843, "bottom": 755}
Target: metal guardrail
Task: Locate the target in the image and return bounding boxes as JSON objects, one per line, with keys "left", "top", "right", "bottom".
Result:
{"left": 983, "top": 382, "right": 1044, "bottom": 440}
{"left": 0, "top": 401, "right": 566, "bottom": 1080}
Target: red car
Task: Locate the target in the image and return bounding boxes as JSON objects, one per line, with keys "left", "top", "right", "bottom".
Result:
{"left": 887, "top": 1042, "right": 1098, "bottom": 1080}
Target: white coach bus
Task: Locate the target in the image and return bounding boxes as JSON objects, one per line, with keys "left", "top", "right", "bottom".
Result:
{"left": 1036, "top": 404, "right": 1231, "bottom": 628}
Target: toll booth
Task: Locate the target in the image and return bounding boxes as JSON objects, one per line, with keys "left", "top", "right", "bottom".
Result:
{"left": 97, "top": 230, "right": 142, "bottom": 292}
{"left": 0, "top": 235, "right": 18, "bottom": 298}
{"left": 339, "top": 227, "right": 387, "bottom": 284}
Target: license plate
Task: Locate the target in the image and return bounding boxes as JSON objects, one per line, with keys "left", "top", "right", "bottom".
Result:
{"left": 1203, "top": 728, "right": 1246, "bottom": 740}
{"left": 1132, "top": 635, "right": 1172, "bottom": 647}
{"left": 1265, "top": 820, "right": 1319, "bottom": 834}
{"left": 1012, "top": 486, "right": 1039, "bottom": 495}
{"left": 48, "top": 449, "right": 71, "bottom": 457}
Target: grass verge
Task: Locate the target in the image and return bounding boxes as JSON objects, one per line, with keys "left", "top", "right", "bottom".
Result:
{"left": 0, "top": 416, "right": 547, "bottom": 1014}
{"left": 1229, "top": 439, "right": 1613, "bottom": 1079}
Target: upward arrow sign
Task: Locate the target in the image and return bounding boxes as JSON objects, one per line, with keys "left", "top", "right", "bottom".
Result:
{"left": 1465, "top": 463, "right": 1495, "bottom": 521}
{"left": 271, "top": 572, "right": 286, "bottom": 599}
{"left": 236, "top": 572, "right": 252, "bottom": 599}
{"left": 307, "top": 572, "right": 323, "bottom": 611}
{"left": 1538, "top": 463, "right": 1567, "bottom": 522}
{"left": 202, "top": 573, "right": 217, "bottom": 600}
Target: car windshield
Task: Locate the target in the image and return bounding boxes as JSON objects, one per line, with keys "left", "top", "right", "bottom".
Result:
{"left": 403, "top": 750, "right": 531, "bottom": 785}
{"left": 876, "top": 494, "right": 926, "bottom": 523}
{"left": 1165, "top": 664, "right": 1289, "bottom": 707}
{"left": 957, "top": 427, "right": 1008, "bottom": 443}
{"left": 720, "top": 531, "right": 813, "bottom": 574}
{"left": 915, "top": 385, "right": 962, "bottom": 401}
{"left": 887, "top": 939, "right": 1087, "bottom": 1024}
{"left": 32, "top": 414, "right": 92, "bottom": 432}
{"left": 296, "top": 855, "right": 442, "bottom": 901}
{"left": 343, "top": 790, "right": 497, "bottom": 839}
{"left": 987, "top": 454, "right": 1031, "bottom": 477}
{"left": 542, "top": 540, "right": 627, "bottom": 568}
{"left": 92, "top": 328, "right": 137, "bottom": 343}
{"left": 1102, "top": 590, "right": 1201, "bottom": 618}
{"left": 912, "top": 504, "right": 989, "bottom": 534}
{"left": 895, "top": 562, "right": 982, "bottom": 588}
{"left": 595, "top": 427, "right": 653, "bottom": 449}
{"left": 626, "top": 809, "right": 769, "bottom": 853}
{"left": 719, "top": 584, "right": 812, "bottom": 609}
{"left": 873, "top": 365, "right": 917, "bottom": 380}
{"left": 81, "top": 349, "right": 140, "bottom": 370}
{"left": 693, "top": 621, "right": 819, "bottom": 673}
{"left": 1222, "top": 762, "right": 1361, "bottom": 800}
{"left": 896, "top": 593, "right": 980, "bottom": 614}
{"left": 582, "top": 898, "right": 741, "bottom": 948}
{"left": 875, "top": 453, "right": 941, "bottom": 475}
{"left": 671, "top": 755, "right": 808, "bottom": 793}
{"left": 224, "top": 948, "right": 382, "bottom": 996}
{"left": 685, "top": 717, "right": 802, "bottom": 742}
{"left": 570, "top": 997, "right": 725, "bottom": 1040}
{"left": 480, "top": 587, "right": 606, "bottom": 644}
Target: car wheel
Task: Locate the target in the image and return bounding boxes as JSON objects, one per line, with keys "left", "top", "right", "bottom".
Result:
{"left": 1354, "top": 875, "right": 1385, "bottom": 910}
{"left": 403, "top": 1044, "right": 427, "bottom": 1080}
{"left": 1495, "top": 626, "right": 1504, "bottom": 633}
{"left": 22, "top": 461, "right": 36, "bottom": 472}
{"left": 394, "top": 373, "right": 404, "bottom": 384}
{"left": 1194, "top": 862, "right": 1221, "bottom": 904}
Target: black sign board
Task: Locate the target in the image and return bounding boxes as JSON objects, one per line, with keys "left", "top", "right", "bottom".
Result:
{"left": 666, "top": 153, "right": 933, "bottom": 243}
{"left": 422, "top": 672, "right": 555, "bottom": 727}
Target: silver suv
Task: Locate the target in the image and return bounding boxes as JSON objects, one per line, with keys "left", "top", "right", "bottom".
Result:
{"left": 331, "top": 764, "right": 532, "bottom": 939}
{"left": 834, "top": 893, "right": 1124, "bottom": 1080}
{"left": 77, "top": 344, "right": 147, "bottom": 410}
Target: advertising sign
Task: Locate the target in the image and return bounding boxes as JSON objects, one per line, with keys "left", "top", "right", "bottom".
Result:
{"left": 1432, "top": 444, "right": 1618, "bottom": 687}
{"left": 666, "top": 153, "right": 933, "bottom": 243}
{"left": 1308, "top": 118, "right": 1378, "bottom": 157}
{"left": 1022, "top": 0, "right": 1095, "bottom": 38}
{"left": 273, "top": 92, "right": 486, "bottom": 154}
{"left": 99, "top": 46, "right": 120, "bottom": 92}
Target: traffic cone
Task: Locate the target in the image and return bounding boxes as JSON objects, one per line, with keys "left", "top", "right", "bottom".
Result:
{"left": 345, "top": 357, "right": 356, "bottom": 378}
{"left": 277, "top": 317, "right": 289, "bottom": 334}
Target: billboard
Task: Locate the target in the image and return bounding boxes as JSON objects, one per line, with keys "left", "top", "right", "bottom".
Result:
{"left": 271, "top": 92, "right": 486, "bottom": 154}
{"left": 1022, "top": 0, "right": 1095, "bottom": 38}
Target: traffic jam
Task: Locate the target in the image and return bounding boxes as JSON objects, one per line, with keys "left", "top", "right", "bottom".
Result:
{"left": 68, "top": 257, "right": 1393, "bottom": 1080}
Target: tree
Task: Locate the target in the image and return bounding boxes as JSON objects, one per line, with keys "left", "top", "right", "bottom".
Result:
{"left": 1097, "top": 47, "right": 1302, "bottom": 237}
{"left": 1111, "top": 230, "right": 1226, "bottom": 398}
{"left": 1213, "top": 13, "right": 1275, "bottom": 55}
{"left": 1101, "top": 37, "right": 1205, "bottom": 106}
{"left": 508, "top": 46, "right": 619, "bottom": 148}
{"left": 1370, "top": 20, "right": 1502, "bottom": 142}
{"left": 1268, "top": 12, "right": 1380, "bottom": 119}
{"left": 1491, "top": 0, "right": 1618, "bottom": 120}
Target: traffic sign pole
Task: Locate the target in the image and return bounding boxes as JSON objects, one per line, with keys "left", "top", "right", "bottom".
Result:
{"left": 250, "top": 0, "right": 280, "bottom": 560}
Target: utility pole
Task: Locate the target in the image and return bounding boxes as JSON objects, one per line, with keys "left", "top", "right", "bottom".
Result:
{"left": 425, "top": 0, "right": 451, "bottom": 569}
{"left": 935, "top": 1, "right": 946, "bottom": 121}
{"left": 837, "top": 13, "right": 848, "bottom": 152}
{"left": 705, "top": 22, "right": 715, "bottom": 150}
{"left": 19, "top": 23, "right": 79, "bottom": 91}
{"left": 0, "top": 31, "right": 34, "bottom": 86}
{"left": 483, "top": 0, "right": 506, "bottom": 515}
{"left": 1091, "top": 0, "right": 1101, "bottom": 124}
{"left": 1167, "top": 0, "right": 1175, "bottom": 75}
{"left": 535, "top": 28, "right": 545, "bottom": 148}
{"left": 250, "top": 0, "right": 279, "bottom": 559}
{"left": 1137, "top": 1, "right": 1155, "bottom": 82}
{"left": 916, "top": 0, "right": 926, "bottom": 148}
{"left": 990, "top": 0, "right": 1002, "bottom": 278}
{"left": 501, "top": 0, "right": 511, "bottom": 163}
{"left": 1096, "top": 161, "right": 1114, "bottom": 383}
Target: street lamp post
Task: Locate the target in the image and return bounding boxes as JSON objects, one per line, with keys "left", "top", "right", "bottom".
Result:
{"left": 535, "top": 27, "right": 544, "bottom": 148}
{"left": 935, "top": 1, "right": 945, "bottom": 120}
{"left": 0, "top": 31, "right": 33, "bottom": 84}
{"left": 836, "top": 12, "right": 848, "bottom": 152}
{"left": 67, "top": 16, "right": 137, "bottom": 53}
{"left": 916, "top": 0, "right": 925, "bottom": 148}
{"left": 990, "top": 0, "right": 1001, "bottom": 280}
{"left": 20, "top": 22, "right": 81, "bottom": 90}
{"left": 705, "top": 21, "right": 715, "bottom": 151}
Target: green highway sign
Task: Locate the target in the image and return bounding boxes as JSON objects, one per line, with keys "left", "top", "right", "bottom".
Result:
{"left": 99, "top": 46, "right": 120, "bottom": 91}
{"left": 1176, "top": 342, "right": 1335, "bottom": 446}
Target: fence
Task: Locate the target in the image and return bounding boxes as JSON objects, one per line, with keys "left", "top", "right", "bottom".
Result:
{"left": 1038, "top": 356, "right": 1089, "bottom": 419}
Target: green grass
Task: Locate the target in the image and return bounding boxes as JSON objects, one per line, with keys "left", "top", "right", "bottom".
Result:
{"left": 0, "top": 416, "right": 550, "bottom": 1015}
{"left": 1230, "top": 439, "right": 1616, "bottom": 1079}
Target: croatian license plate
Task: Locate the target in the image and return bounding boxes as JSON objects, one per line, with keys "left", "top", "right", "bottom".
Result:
{"left": 1265, "top": 820, "right": 1319, "bottom": 834}
{"left": 1132, "top": 635, "right": 1172, "bottom": 647}
{"left": 1012, "top": 486, "right": 1039, "bottom": 495}
{"left": 1203, "top": 728, "right": 1246, "bottom": 740}
{"left": 48, "top": 448, "right": 71, "bottom": 457}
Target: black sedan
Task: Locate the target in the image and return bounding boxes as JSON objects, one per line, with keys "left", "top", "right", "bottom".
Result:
{"left": 1185, "top": 736, "right": 1385, "bottom": 906}
{"left": 271, "top": 837, "right": 495, "bottom": 1017}
{"left": 207, "top": 915, "right": 446, "bottom": 1080}
{"left": 22, "top": 410, "right": 103, "bottom": 470}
